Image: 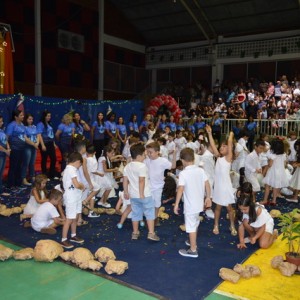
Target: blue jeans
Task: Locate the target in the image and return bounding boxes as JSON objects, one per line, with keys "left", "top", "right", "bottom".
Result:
{"left": 21, "top": 146, "right": 37, "bottom": 179}
{"left": 0, "top": 155, "right": 7, "bottom": 193}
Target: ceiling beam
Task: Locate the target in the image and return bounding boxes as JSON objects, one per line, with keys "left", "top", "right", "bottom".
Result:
{"left": 179, "top": 0, "right": 212, "bottom": 45}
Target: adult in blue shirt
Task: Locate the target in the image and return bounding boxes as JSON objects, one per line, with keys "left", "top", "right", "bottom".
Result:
{"left": 55, "top": 113, "right": 75, "bottom": 172}
{"left": 105, "top": 112, "right": 117, "bottom": 145}
{"left": 244, "top": 116, "right": 257, "bottom": 152}
{"left": 37, "top": 110, "right": 57, "bottom": 179}
{"left": 116, "top": 116, "right": 127, "bottom": 151}
{"left": 6, "top": 109, "right": 36, "bottom": 187}
{"left": 91, "top": 112, "right": 106, "bottom": 159}
{"left": 21, "top": 113, "right": 39, "bottom": 186}
{"left": 128, "top": 114, "right": 139, "bottom": 134}
{"left": 0, "top": 116, "right": 10, "bottom": 193}
{"left": 168, "top": 115, "right": 177, "bottom": 132}
{"left": 72, "top": 112, "right": 90, "bottom": 136}
{"left": 193, "top": 115, "right": 206, "bottom": 135}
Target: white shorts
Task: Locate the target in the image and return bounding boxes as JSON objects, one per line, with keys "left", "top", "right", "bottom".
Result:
{"left": 184, "top": 213, "right": 200, "bottom": 233}
{"left": 32, "top": 220, "right": 54, "bottom": 232}
{"left": 151, "top": 189, "right": 163, "bottom": 208}
{"left": 265, "top": 218, "right": 274, "bottom": 234}
{"left": 245, "top": 173, "right": 261, "bottom": 192}
{"left": 65, "top": 200, "right": 82, "bottom": 219}
{"left": 81, "top": 181, "right": 100, "bottom": 201}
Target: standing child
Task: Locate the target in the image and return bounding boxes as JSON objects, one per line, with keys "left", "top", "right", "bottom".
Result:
{"left": 85, "top": 144, "right": 112, "bottom": 209}
{"left": 123, "top": 143, "right": 159, "bottom": 241}
{"left": 145, "top": 142, "right": 176, "bottom": 226}
{"left": 174, "top": 148, "right": 211, "bottom": 258}
{"left": 206, "top": 125, "right": 237, "bottom": 236}
{"left": 61, "top": 152, "right": 85, "bottom": 249}
{"left": 236, "top": 194, "right": 278, "bottom": 249}
{"left": 166, "top": 132, "right": 176, "bottom": 162}
{"left": 244, "top": 140, "right": 265, "bottom": 200}
{"left": 0, "top": 115, "right": 10, "bottom": 194}
{"left": 261, "top": 138, "right": 289, "bottom": 206}
{"left": 21, "top": 174, "right": 49, "bottom": 220}
{"left": 28, "top": 189, "right": 65, "bottom": 235}
{"left": 97, "top": 145, "right": 119, "bottom": 203}
{"left": 286, "top": 139, "right": 300, "bottom": 203}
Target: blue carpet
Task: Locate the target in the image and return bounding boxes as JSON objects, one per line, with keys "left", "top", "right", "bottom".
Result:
{"left": 0, "top": 183, "right": 298, "bottom": 300}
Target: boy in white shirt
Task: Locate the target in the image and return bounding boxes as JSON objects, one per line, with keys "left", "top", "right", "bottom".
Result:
{"left": 174, "top": 148, "right": 211, "bottom": 258}
{"left": 61, "top": 152, "right": 85, "bottom": 249}
{"left": 145, "top": 142, "right": 176, "bottom": 226}
{"left": 123, "top": 143, "right": 159, "bottom": 241}
{"left": 245, "top": 140, "right": 265, "bottom": 199}
{"left": 27, "top": 189, "right": 65, "bottom": 235}
{"left": 74, "top": 141, "right": 100, "bottom": 220}
{"left": 174, "top": 130, "right": 187, "bottom": 160}
{"left": 166, "top": 132, "right": 176, "bottom": 162}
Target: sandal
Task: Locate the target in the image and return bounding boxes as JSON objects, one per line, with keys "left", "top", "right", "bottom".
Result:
{"left": 77, "top": 220, "right": 88, "bottom": 226}
{"left": 230, "top": 226, "right": 237, "bottom": 236}
{"left": 213, "top": 225, "right": 219, "bottom": 235}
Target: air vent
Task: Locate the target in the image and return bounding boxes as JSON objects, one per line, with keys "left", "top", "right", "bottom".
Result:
{"left": 58, "top": 29, "right": 84, "bottom": 53}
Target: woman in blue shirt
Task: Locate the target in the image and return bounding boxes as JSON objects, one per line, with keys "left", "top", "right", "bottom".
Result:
{"left": 0, "top": 116, "right": 10, "bottom": 193}
{"left": 116, "top": 116, "right": 127, "bottom": 151}
{"left": 105, "top": 112, "right": 117, "bottom": 145}
{"left": 21, "top": 113, "right": 39, "bottom": 185}
{"left": 6, "top": 109, "right": 35, "bottom": 187}
{"left": 244, "top": 116, "right": 257, "bottom": 152}
{"left": 73, "top": 112, "right": 90, "bottom": 136}
{"left": 91, "top": 112, "right": 106, "bottom": 159}
{"left": 37, "top": 110, "right": 57, "bottom": 179}
{"left": 128, "top": 114, "right": 139, "bottom": 134}
{"left": 55, "top": 113, "right": 75, "bottom": 172}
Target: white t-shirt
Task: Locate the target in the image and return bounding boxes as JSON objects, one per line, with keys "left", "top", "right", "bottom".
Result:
{"left": 144, "top": 157, "right": 172, "bottom": 190}
{"left": 31, "top": 202, "right": 59, "bottom": 232}
{"left": 86, "top": 155, "right": 98, "bottom": 182}
{"left": 77, "top": 154, "right": 88, "bottom": 185}
{"left": 178, "top": 165, "right": 208, "bottom": 215}
{"left": 123, "top": 161, "right": 151, "bottom": 198}
{"left": 160, "top": 145, "right": 168, "bottom": 159}
{"left": 166, "top": 140, "right": 176, "bottom": 162}
{"left": 63, "top": 165, "right": 82, "bottom": 203}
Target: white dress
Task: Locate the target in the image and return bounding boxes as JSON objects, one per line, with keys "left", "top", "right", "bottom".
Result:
{"left": 24, "top": 191, "right": 45, "bottom": 215}
{"left": 263, "top": 153, "right": 289, "bottom": 188}
{"left": 289, "top": 167, "right": 300, "bottom": 189}
{"left": 212, "top": 156, "right": 235, "bottom": 205}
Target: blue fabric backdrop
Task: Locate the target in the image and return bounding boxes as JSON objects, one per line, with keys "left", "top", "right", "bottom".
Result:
{"left": 0, "top": 94, "right": 144, "bottom": 136}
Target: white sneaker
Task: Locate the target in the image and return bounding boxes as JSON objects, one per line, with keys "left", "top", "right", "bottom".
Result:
{"left": 205, "top": 209, "right": 215, "bottom": 219}
{"left": 97, "top": 201, "right": 111, "bottom": 208}
{"left": 88, "top": 211, "right": 100, "bottom": 218}
{"left": 285, "top": 198, "right": 298, "bottom": 203}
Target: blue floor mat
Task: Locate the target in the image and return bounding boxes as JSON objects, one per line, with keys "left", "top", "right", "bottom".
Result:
{"left": 0, "top": 183, "right": 298, "bottom": 300}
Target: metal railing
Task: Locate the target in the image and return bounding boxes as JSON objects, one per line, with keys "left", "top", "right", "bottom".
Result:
{"left": 201, "top": 118, "right": 300, "bottom": 137}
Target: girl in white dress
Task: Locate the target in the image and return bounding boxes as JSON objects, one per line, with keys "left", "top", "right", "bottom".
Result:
{"left": 262, "top": 138, "right": 289, "bottom": 205}
{"left": 237, "top": 194, "right": 277, "bottom": 249}
{"left": 206, "top": 125, "right": 236, "bottom": 236}
{"left": 21, "top": 174, "right": 48, "bottom": 220}
{"left": 287, "top": 139, "right": 300, "bottom": 203}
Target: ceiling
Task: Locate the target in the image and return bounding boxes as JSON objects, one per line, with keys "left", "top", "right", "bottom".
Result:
{"left": 109, "top": 0, "right": 300, "bottom": 46}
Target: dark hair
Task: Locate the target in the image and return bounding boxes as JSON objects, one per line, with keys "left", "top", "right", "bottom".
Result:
{"left": 11, "top": 109, "right": 23, "bottom": 121}
{"left": 86, "top": 144, "right": 95, "bottom": 154}
{"left": 180, "top": 148, "right": 194, "bottom": 162}
{"left": 157, "top": 137, "right": 167, "bottom": 146}
{"left": 23, "top": 113, "right": 33, "bottom": 126}
{"left": 129, "top": 114, "right": 137, "bottom": 122}
{"left": 40, "top": 110, "right": 52, "bottom": 128}
{"left": 237, "top": 194, "right": 257, "bottom": 223}
{"left": 49, "top": 189, "right": 63, "bottom": 201}
{"left": 146, "top": 141, "right": 160, "bottom": 152}
{"left": 176, "top": 159, "right": 183, "bottom": 168}
{"left": 96, "top": 112, "right": 104, "bottom": 126}
{"left": 130, "top": 143, "right": 145, "bottom": 159}
{"left": 67, "top": 152, "right": 83, "bottom": 164}
{"left": 294, "top": 139, "right": 300, "bottom": 163}
{"left": 73, "top": 140, "right": 86, "bottom": 153}
{"left": 254, "top": 139, "right": 266, "bottom": 148}
{"left": 270, "top": 138, "right": 284, "bottom": 155}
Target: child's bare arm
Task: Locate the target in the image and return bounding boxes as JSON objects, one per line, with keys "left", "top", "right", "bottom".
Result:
{"left": 72, "top": 177, "right": 84, "bottom": 190}
{"left": 225, "top": 131, "right": 234, "bottom": 162}
{"left": 174, "top": 185, "right": 184, "bottom": 215}
{"left": 205, "top": 125, "right": 219, "bottom": 157}
{"left": 123, "top": 176, "right": 129, "bottom": 199}
{"left": 139, "top": 177, "right": 145, "bottom": 199}
{"left": 204, "top": 180, "right": 212, "bottom": 208}
{"left": 32, "top": 188, "right": 48, "bottom": 204}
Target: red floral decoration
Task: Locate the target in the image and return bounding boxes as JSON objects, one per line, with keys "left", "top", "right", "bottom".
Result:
{"left": 146, "top": 94, "right": 182, "bottom": 121}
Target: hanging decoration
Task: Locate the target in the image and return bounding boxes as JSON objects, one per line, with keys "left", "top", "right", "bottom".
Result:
{"left": 146, "top": 94, "right": 182, "bottom": 121}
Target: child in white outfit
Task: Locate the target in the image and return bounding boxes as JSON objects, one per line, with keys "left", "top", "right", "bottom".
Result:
{"left": 61, "top": 152, "right": 85, "bottom": 249}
